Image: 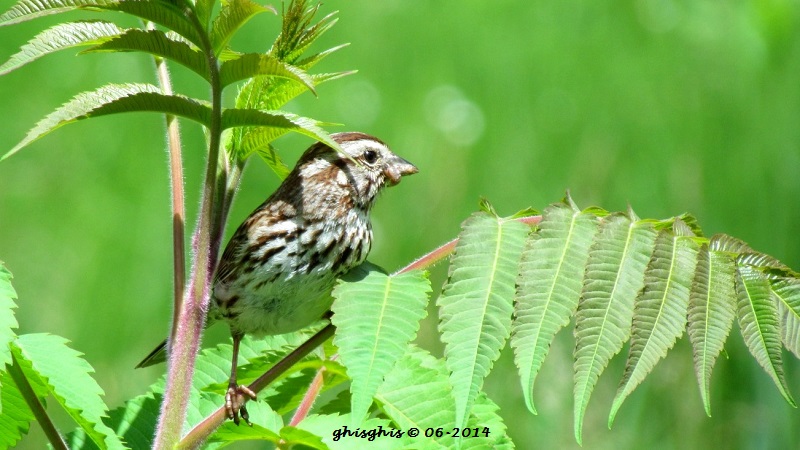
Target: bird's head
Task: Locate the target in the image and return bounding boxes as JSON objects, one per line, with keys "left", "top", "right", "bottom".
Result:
{"left": 296, "top": 132, "right": 418, "bottom": 209}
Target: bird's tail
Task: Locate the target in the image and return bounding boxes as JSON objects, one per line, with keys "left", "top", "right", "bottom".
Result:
{"left": 135, "top": 339, "right": 168, "bottom": 368}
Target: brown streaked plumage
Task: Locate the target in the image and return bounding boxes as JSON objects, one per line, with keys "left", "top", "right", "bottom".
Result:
{"left": 137, "top": 132, "right": 417, "bottom": 424}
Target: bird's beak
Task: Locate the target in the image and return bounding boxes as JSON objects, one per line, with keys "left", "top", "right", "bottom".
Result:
{"left": 385, "top": 156, "right": 418, "bottom": 186}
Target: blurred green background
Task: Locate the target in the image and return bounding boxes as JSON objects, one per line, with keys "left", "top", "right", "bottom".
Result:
{"left": 1, "top": 0, "right": 799, "bottom": 448}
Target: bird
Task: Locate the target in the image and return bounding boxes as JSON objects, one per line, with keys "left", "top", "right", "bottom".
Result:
{"left": 136, "top": 132, "right": 418, "bottom": 424}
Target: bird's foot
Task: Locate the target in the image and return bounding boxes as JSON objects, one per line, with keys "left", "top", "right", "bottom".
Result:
{"left": 225, "top": 383, "right": 257, "bottom": 426}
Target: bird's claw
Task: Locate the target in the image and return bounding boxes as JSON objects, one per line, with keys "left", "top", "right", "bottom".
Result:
{"left": 225, "top": 384, "right": 257, "bottom": 426}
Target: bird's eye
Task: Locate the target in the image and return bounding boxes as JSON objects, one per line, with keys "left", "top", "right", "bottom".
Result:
{"left": 363, "top": 149, "right": 379, "bottom": 164}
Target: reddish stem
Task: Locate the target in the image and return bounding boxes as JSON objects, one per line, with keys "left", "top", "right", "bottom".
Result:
{"left": 395, "top": 214, "right": 541, "bottom": 275}
{"left": 288, "top": 355, "right": 336, "bottom": 427}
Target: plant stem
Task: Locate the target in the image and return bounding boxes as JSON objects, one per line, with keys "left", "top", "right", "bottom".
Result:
{"left": 8, "top": 352, "right": 68, "bottom": 450}
{"left": 396, "top": 214, "right": 541, "bottom": 275}
{"left": 146, "top": 20, "right": 187, "bottom": 347}
{"left": 153, "top": 14, "right": 226, "bottom": 449}
{"left": 288, "top": 355, "right": 336, "bottom": 427}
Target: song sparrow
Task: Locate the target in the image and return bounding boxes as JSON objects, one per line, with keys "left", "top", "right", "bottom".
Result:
{"left": 137, "top": 132, "right": 417, "bottom": 424}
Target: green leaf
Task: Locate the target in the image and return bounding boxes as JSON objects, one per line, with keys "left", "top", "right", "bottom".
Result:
{"left": 228, "top": 0, "right": 350, "bottom": 166}
{"left": 465, "top": 394, "right": 514, "bottom": 450}
{"left": 735, "top": 265, "right": 796, "bottom": 406}
{"left": 73, "top": 332, "right": 312, "bottom": 450}
{"left": 738, "top": 252, "right": 798, "bottom": 278}
{"left": 264, "top": 360, "right": 349, "bottom": 415}
{"left": 573, "top": 214, "right": 657, "bottom": 444}
{"left": 209, "top": 422, "right": 282, "bottom": 443}
{"left": 0, "top": 0, "right": 114, "bottom": 26}
{"left": 0, "top": 262, "right": 19, "bottom": 376}
{"left": 687, "top": 245, "right": 737, "bottom": 416}
{"left": 0, "top": 368, "right": 33, "bottom": 448}
{"left": 317, "top": 389, "right": 352, "bottom": 416}
{"left": 331, "top": 265, "right": 431, "bottom": 425}
{"left": 0, "top": 20, "right": 125, "bottom": 75}
{"left": 709, "top": 233, "right": 752, "bottom": 254}
{"left": 194, "top": 331, "right": 326, "bottom": 424}
{"left": 83, "top": 29, "right": 208, "bottom": 80}
{"left": 277, "top": 426, "right": 329, "bottom": 450}
{"left": 220, "top": 53, "right": 314, "bottom": 91}
{"left": 609, "top": 230, "right": 700, "bottom": 425}
{"left": 511, "top": 200, "right": 599, "bottom": 414}
{"left": 195, "top": 0, "right": 216, "bottom": 27}
{"left": 3, "top": 83, "right": 212, "bottom": 159}
{"left": 256, "top": 144, "right": 291, "bottom": 179}
{"left": 295, "top": 43, "right": 349, "bottom": 70}
{"left": 12, "top": 334, "right": 125, "bottom": 449}
{"left": 108, "top": 0, "right": 203, "bottom": 47}
{"left": 68, "top": 389, "right": 161, "bottom": 450}
{"left": 289, "top": 13, "right": 338, "bottom": 61}
{"left": 236, "top": 71, "right": 347, "bottom": 112}
{"left": 208, "top": 402, "right": 283, "bottom": 444}
{"left": 212, "top": 419, "right": 328, "bottom": 449}
{"left": 80, "top": 334, "right": 314, "bottom": 449}
{"left": 772, "top": 279, "right": 800, "bottom": 358}
{"left": 0, "top": 0, "right": 202, "bottom": 46}
{"left": 210, "top": 0, "right": 273, "bottom": 54}
{"left": 376, "top": 347, "right": 454, "bottom": 439}
{"left": 375, "top": 346, "right": 512, "bottom": 449}
{"left": 221, "top": 109, "right": 339, "bottom": 151}
{"left": 437, "top": 212, "right": 529, "bottom": 429}
{"left": 230, "top": 71, "right": 352, "bottom": 163}
{"left": 271, "top": 2, "right": 337, "bottom": 63}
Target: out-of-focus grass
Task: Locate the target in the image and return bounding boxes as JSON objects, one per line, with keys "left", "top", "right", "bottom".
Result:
{"left": 0, "top": 0, "right": 798, "bottom": 448}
